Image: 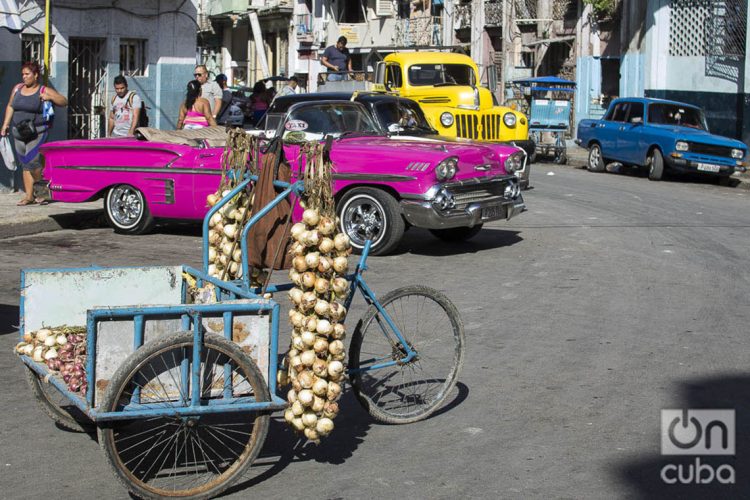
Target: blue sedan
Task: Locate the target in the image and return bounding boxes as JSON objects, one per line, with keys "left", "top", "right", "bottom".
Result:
{"left": 576, "top": 97, "right": 747, "bottom": 181}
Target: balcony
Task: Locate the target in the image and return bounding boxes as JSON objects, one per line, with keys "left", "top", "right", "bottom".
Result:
{"left": 515, "top": 0, "right": 538, "bottom": 23}
{"left": 394, "top": 16, "right": 442, "bottom": 47}
{"left": 295, "top": 13, "right": 314, "bottom": 43}
{"left": 257, "top": 0, "right": 293, "bottom": 15}
{"left": 208, "top": 0, "right": 249, "bottom": 17}
{"left": 454, "top": 3, "right": 471, "bottom": 30}
{"left": 486, "top": 0, "right": 503, "bottom": 27}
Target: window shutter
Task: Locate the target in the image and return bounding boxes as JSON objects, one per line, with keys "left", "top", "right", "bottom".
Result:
{"left": 375, "top": 0, "right": 392, "bottom": 17}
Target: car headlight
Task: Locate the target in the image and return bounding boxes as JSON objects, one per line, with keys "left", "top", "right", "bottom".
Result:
{"left": 731, "top": 148, "right": 744, "bottom": 159}
{"left": 440, "top": 112, "right": 454, "bottom": 127}
{"left": 435, "top": 157, "right": 458, "bottom": 181}
{"left": 675, "top": 141, "right": 689, "bottom": 152}
{"left": 503, "top": 112, "right": 517, "bottom": 128}
{"left": 504, "top": 152, "right": 523, "bottom": 173}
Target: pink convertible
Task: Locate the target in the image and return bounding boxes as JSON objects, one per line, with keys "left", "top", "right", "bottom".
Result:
{"left": 42, "top": 100, "right": 525, "bottom": 255}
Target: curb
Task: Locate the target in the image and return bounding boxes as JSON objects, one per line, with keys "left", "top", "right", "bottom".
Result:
{"left": 0, "top": 209, "right": 105, "bottom": 239}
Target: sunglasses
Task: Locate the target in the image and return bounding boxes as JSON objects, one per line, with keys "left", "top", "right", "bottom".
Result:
{"left": 194, "top": 73, "right": 205, "bottom": 77}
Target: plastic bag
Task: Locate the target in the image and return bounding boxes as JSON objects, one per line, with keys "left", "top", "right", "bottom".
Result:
{"left": 0, "top": 135, "right": 16, "bottom": 171}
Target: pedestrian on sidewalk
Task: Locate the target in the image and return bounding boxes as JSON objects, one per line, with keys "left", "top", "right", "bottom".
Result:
{"left": 214, "top": 73, "right": 232, "bottom": 125}
{"left": 194, "top": 65, "right": 222, "bottom": 118}
{"left": 108, "top": 75, "right": 142, "bottom": 137}
{"left": 176, "top": 80, "right": 216, "bottom": 130}
{"left": 1, "top": 62, "right": 67, "bottom": 206}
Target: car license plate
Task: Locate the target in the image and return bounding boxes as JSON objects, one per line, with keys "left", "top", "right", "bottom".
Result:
{"left": 696, "top": 162, "right": 721, "bottom": 173}
{"left": 481, "top": 204, "right": 504, "bottom": 220}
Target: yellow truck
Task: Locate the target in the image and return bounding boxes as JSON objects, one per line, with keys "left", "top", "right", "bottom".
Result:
{"left": 372, "top": 52, "right": 534, "bottom": 185}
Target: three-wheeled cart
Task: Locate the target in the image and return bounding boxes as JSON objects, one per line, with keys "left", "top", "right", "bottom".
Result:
{"left": 511, "top": 76, "right": 576, "bottom": 164}
{"left": 17, "top": 173, "right": 465, "bottom": 499}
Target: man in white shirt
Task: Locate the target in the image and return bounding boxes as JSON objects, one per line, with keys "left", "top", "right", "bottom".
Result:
{"left": 278, "top": 76, "right": 299, "bottom": 97}
{"left": 194, "top": 65, "right": 222, "bottom": 118}
{"left": 108, "top": 75, "right": 142, "bottom": 137}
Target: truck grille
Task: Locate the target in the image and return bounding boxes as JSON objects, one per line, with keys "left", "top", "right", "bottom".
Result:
{"left": 455, "top": 113, "right": 504, "bottom": 141}
{"left": 688, "top": 142, "right": 733, "bottom": 157}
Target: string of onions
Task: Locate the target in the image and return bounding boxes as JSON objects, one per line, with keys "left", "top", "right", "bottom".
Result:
{"left": 280, "top": 141, "right": 352, "bottom": 443}
{"left": 15, "top": 326, "right": 88, "bottom": 394}
{"left": 203, "top": 130, "right": 268, "bottom": 290}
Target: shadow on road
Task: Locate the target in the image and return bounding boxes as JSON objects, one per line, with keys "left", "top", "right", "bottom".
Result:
{"left": 611, "top": 374, "right": 750, "bottom": 499}
{"left": 394, "top": 228, "right": 523, "bottom": 256}
{"left": 0, "top": 303, "right": 19, "bottom": 335}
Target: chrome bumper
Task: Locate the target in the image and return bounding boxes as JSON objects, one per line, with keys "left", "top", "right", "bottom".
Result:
{"left": 400, "top": 177, "right": 526, "bottom": 229}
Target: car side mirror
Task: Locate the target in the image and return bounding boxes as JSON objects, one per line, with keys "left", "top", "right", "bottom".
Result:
{"left": 631, "top": 117, "right": 643, "bottom": 125}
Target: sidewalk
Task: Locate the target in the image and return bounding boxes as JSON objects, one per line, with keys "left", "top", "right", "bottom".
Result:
{"left": 0, "top": 192, "right": 103, "bottom": 238}
{"left": 562, "top": 140, "right": 750, "bottom": 189}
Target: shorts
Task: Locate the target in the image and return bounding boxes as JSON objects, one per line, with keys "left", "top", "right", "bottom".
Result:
{"left": 12, "top": 125, "right": 48, "bottom": 171}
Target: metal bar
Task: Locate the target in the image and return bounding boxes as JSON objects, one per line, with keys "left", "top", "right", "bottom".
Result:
{"left": 88, "top": 301, "right": 274, "bottom": 320}
{"left": 267, "top": 302, "right": 280, "bottom": 396}
{"left": 22, "top": 356, "right": 93, "bottom": 417}
{"left": 133, "top": 315, "right": 145, "bottom": 350}
{"left": 93, "top": 399, "right": 288, "bottom": 421}
{"left": 223, "top": 311, "right": 233, "bottom": 399}
{"left": 191, "top": 314, "right": 203, "bottom": 407}
{"left": 202, "top": 177, "right": 254, "bottom": 273}
{"left": 85, "top": 311, "right": 96, "bottom": 406}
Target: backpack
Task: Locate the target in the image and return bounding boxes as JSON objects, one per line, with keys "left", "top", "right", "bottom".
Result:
{"left": 111, "top": 91, "right": 149, "bottom": 128}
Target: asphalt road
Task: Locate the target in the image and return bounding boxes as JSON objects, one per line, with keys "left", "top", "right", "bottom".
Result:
{"left": 1, "top": 165, "right": 750, "bottom": 499}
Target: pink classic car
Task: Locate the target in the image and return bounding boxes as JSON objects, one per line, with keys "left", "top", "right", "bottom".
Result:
{"left": 41, "top": 100, "right": 525, "bottom": 255}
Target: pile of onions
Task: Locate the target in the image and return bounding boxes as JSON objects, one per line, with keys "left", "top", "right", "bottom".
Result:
{"left": 15, "top": 326, "right": 88, "bottom": 394}
{"left": 281, "top": 142, "right": 352, "bottom": 443}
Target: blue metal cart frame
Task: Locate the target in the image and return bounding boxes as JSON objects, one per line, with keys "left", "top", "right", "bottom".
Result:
{"left": 18, "top": 172, "right": 465, "bottom": 498}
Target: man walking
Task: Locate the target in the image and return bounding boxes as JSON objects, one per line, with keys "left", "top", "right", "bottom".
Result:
{"left": 108, "top": 75, "right": 142, "bottom": 137}
{"left": 321, "top": 36, "right": 352, "bottom": 82}
{"left": 194, "top": 65, "right": 222, "bottom": 118}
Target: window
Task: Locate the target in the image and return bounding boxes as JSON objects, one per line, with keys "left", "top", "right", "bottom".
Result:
{"left": 608, "top": 102, "right": 628, "bottom": 122}
{"left": 626, "top": 102, "right": 644, "bottom": 123}
{"left": 385, "top": 64, "right": 402, "bottom": 88}
{"left": 120, "top": 39, "right": 147, "bottom": 76}
{"left": 407, "top": 63, "right": 474, "bottom": 86}
{"left": 648, "top": 103, "right": 706, "bottom": 130}
{"left": 338, "top": 0, "right": 365, "bottom": 23}
{"left": 22, "top": 34, "right": 53, "bottom": 69}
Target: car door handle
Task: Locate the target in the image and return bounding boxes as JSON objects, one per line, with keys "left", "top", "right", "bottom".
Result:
{"left": 198, "top": 153, "right": 216, "bottom": 158}
{"left": 619, "top": 126, "right": 626, "bottom": 131}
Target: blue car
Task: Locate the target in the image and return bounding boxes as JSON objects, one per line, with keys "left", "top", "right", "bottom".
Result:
{"left": 576, "top": 97, "right": 747, "bottom": 181}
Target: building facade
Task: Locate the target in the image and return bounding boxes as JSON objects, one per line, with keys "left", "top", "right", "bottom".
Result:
{"left": 0, "top": 0, "right": 198, "bottom": 191}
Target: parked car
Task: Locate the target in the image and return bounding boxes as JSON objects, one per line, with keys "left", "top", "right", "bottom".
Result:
{"left": 41, "top": 101, "right": 525, "bottom": 255}
{"left": 576, "top": 97, "right": 747, "bottom": 180}
{"left": 267, "top": 92, "right": 531, "bottom": 189}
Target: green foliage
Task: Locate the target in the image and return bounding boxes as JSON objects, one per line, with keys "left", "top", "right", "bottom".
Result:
{"left": 584, "top": 0, "right": 617, "bottom": 19}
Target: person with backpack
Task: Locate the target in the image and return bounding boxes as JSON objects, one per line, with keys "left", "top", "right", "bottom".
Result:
{"left": 108, "top": 75, "right": 145, "bottom": 137}
{"left": 0, "top": 61, "right": 67, "bottom": 206}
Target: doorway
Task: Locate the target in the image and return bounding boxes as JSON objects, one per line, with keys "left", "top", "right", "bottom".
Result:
{"left": 68, "top": 38, "right": 106, "bottom": 139}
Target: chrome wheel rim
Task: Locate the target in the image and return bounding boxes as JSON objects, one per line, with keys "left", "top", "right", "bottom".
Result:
{"left": 109, "top": 186, "right": 143, "bottom": 228}
{"left": 342, "top": 196, "right": 386, "bottom": 248}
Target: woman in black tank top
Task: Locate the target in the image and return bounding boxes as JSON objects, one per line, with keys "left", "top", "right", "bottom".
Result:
{"left": 1, "top": 62, "right": 67, "bottom": 205}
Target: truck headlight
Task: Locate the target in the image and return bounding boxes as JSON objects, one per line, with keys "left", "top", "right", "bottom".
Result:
{"left": 731, "top": 148, "right": 745, "bottom": 159}
{"left": 675, "top": 141, "right": 689, "bottom": 151}
{"left": 440, "top": 112, "right": 454, "bottom": 127}
{"left": 435, "top": 157, "right": 458, "bottom": 181}
{"left": 503, "top": 112, "right": 517, "bottom": 128}
{"left": 504, "top": 152, "right": 523, "bottom": 173}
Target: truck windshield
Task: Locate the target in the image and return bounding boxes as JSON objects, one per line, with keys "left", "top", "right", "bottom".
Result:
{"left": 648, "top": 103, "right": 707, "bottom": 131}
{"left": 407, "top": 64, "right": 475, "bottom": 86}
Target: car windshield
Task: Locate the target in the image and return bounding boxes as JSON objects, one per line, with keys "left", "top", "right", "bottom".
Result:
{"left": 283, "top": 103, "right": 381, "bottom": 136}
{"left": 407, "top": 64, "right": 475, "bottom": 86}
{"left": 648, "top": 103, "right": 707, "bottom": 130}
{"left": 373, "top": 101, "right": 435, "bottom": 135}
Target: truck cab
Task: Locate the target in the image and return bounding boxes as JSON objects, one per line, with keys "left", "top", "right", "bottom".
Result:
{"left": 372, "top": 52, "right": 533, "bottom": 156}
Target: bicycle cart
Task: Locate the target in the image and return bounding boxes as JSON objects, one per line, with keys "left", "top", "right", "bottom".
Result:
{"left": 511, "top": 76, "right": 576, "bottom": 164}
{"left": 17, "top": 173, "right": 465, "bottom": 499}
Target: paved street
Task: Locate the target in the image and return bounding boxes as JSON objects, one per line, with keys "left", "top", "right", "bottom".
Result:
{"left": 2, "top": 165, "right": 750, "bottom": 499}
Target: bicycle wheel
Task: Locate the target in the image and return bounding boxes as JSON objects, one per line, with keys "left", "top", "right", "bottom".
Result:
{"left": 25, "top": 367, "right": 94, "bottom": 433}
{"left": 349, "top": 285, "right": 465, "bottom": 424}
{"left": 98, "top": 332, "right": 270, "bottom": 500}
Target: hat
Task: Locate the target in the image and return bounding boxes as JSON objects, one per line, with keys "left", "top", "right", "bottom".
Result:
{"left": 215, "top": 73, "right": 228, "bottom": 83}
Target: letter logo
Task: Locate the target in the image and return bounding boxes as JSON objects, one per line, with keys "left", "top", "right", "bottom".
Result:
{"left": 661, "top": 410, "right": 735, "bottom": 455}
